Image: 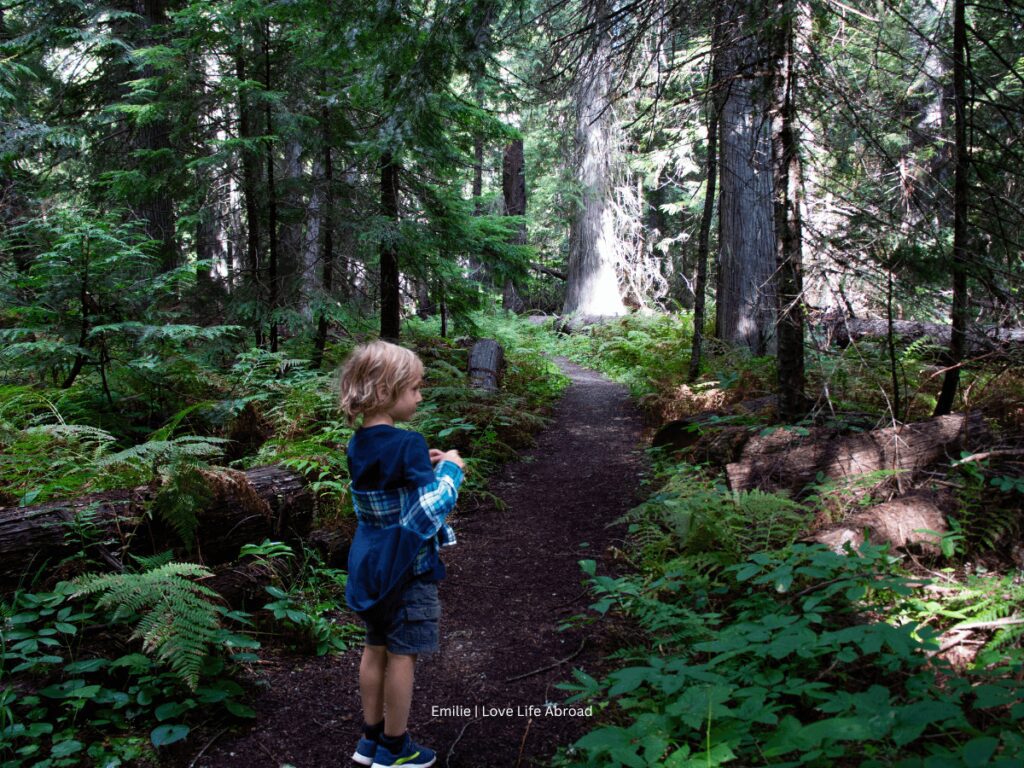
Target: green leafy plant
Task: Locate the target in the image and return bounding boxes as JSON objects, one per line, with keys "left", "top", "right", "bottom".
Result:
{"left": 621, "top": 464, "right": 807, "bottom": 575}
{"left": 563, "top": 544, "right": 1024, "bottom": 767}
{"left": 950, "top": 460, "right": 1022, "bottom": 555}
{"left": 71, "top": 563, "right": 227, "bottom": 690}
{"left": 1, "top": 580, "right": 256, "bottom": 765}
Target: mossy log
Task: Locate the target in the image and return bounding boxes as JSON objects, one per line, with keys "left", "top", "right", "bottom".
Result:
{"left": 0, "top": 466, "right": 312, "bottom": 588}
{"left": 726, "top": 412, "right": 989, "bottom": 496}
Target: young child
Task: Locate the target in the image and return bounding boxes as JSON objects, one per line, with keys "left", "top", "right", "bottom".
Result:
{"left": 338, "top": 340, "right": 464, "bottom": 768}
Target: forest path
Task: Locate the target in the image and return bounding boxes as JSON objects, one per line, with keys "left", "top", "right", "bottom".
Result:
{"left": 190, "top": 358, "right": 644, "bottom": 768}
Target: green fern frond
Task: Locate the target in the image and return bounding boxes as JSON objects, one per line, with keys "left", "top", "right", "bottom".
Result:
{"left": 97, "top": 435, "right": 226, "bottom": 470}
{"left": 72, "top": 562, "right": 223, "bottom": 689}
{"left": 151, "top": 464, "right": 213, "bottom": 550}
{"left": 24, "top": 423, "right": 118, "bottom": 448}
{"left": 130, "top": 550, "right": 176, "bottom": 571}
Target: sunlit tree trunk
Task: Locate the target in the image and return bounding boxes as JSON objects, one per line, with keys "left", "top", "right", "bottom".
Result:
{"left": 934, "top": 0, "right": 969, "bottom": 416}
{"left": 716, "top": 0, "right": 776, "bottom": 354}
{"left": 469, "top": 83, "right": 486, "bottom": 280}
{"left": 904, "top": 0, "right": 952, "bottom": 228}
{"left": 563, "top": 0, "right": 626, "bottom": 319}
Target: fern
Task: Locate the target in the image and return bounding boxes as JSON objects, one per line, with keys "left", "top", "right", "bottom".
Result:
{"left": 97, "top": 435, "right": 226, "bottom": 471}
{"left": 731, "top": 489, "right": 808, "bottom": 553}
{"left": 947, "top": 574, "right": 1024, "bottom": 666}
{"left": 72, "top": 562, "right": 224, "bottom": 689}
{"left": 953, "top": 469, "right": 1021, "bottom": 554}
{"left": 624, "top": 468, "right": 807, "bottom": 570}
{"left": 151, "top": 464, "right": 213, "bottom": 550}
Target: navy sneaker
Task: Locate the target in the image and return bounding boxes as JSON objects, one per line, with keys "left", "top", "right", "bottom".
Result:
{"left": 351, "top": 736, "right": 377, "bottom": 766}
{"left": 370, "top": 734, "right": 436, "bottom": 768}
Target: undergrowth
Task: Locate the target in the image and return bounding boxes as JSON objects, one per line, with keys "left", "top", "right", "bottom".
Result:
{"left": 0, "top": 309, "right": 567, "bottom": 761}
{"left": 561, "top": 453, "right": 1024, "bottom": 768}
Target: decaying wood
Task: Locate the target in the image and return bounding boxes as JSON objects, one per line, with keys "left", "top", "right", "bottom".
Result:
{"left": 726, "top": 411, "right": 989, "bottom": 496}
{"left": 818, "top": 316, "right": 1024, "bottom": 357}
{"left": 206, "top": 557, "right": 294, "bottom": 609}
{"left": 651, "top": 395, "right": 777, "bottom": 453}
{"left": 810, "top": 491, "right": 951, "bottom": 555}
{"left": 307, "top": 523, "right": 355, "bottom": 569}
{"left": 469, "top": 338, "right": 505, "bottom": 391}
{"left": 0, "top": 465, "right": 313, "bottom": 587}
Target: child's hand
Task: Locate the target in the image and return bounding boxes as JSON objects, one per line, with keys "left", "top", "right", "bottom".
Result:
{"left": 430, "top": 448, "right": 465, "bottom": 469}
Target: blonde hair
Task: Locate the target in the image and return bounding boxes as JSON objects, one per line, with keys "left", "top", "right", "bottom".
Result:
{"left": 338, "top": 341, "right": 424, "bottom": 424}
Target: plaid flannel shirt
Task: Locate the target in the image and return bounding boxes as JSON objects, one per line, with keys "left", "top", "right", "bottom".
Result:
{"left": 350, "top": 460, "right": 460, "bottom": 575}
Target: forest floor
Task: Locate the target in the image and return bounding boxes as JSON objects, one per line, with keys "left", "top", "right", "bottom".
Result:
{"left": 185, "top": 358, "right": 645, "bottom": 768}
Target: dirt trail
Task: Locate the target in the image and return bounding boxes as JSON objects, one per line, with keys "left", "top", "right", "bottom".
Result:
{"left": 190, "top": 358, "right": 644, "bottom": 768}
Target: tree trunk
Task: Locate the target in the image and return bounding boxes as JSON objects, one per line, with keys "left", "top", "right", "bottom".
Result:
{"left": 715, "top": 0, "right": 776, "bottom": 354}
{"left": 0, "top": 466, "right": 313, "bottom": 588}
{"left": 934, "top": 0, "right": 969, "bottom": 416}
{"left": 502, "top": 138, "right": 527, "bottom": 313}
{"left": 263, "top": 23, "right": 280, "bottom": 353}
{"left": 770, "top": 0, "right": 809, "bottom": 421}
{"left": 726, "top": 411, "right": 988, "bottom": 496}
{"left": 811, "top": 491, "right": 951, "bottom": 555}
{"left": 380, "top": 151, "right": 401, "bottom": 341}
{"left": 284, "top": 140, "right": 313, "bottom": 319}
{"left": 562, "top": 0, "right": 627, "bottom": 319}
{"left": 236, "top": 44, "right": 264, "bottom": 348}
{"left": 61, "top": 257, "right": 90, "bottom": 390}
{"left": 903, "top": 0, "right": 953, "bottom": 228}
{"left": 819, "top": 316, "right": 1024, "bottom": 357}
{"left": 469, "top": 80, "right": 486, "bottom": 290}
{"left": 133, "top": 0, "right": 178, "bottom": 272}
{"left": 689, "top": 77, "right": 720, "bottom": 382}
{"left": 468, "top": 339, "right": 505, "bottom": 391}
{"left": 312, "top": 122, "right": 334, "bottom": 369}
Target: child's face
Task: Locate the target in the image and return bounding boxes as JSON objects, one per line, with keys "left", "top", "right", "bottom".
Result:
{"left": 389, "top": 378, "right": 423, "bottom": 422}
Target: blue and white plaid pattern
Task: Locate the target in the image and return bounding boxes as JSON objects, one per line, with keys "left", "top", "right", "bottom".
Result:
{"left": 350, "top": 461, "right": 461, "bottom": 575}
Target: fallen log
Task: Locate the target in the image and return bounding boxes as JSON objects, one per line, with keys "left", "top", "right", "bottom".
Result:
{"left": 726, "top": 412, "right": 989, "bottom": 496}
{"left": 468, "top": 338, "right": 505, "bottom": 391}
{"left": 818, "top": 317, "right": 1024, "bottom": 357}
{"left": 0, "top": 465, "right": 313, "bottom": 588}
{"left": 810, "top": 491, "right": 951, "bottom": 555}
{"left": 651, "top": 396, "right": 777, "bottom": 453}
{"left": 206, "top": 557, "right": 295, "bottom": 610}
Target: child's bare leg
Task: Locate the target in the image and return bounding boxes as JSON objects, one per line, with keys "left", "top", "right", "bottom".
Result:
{"left": 359, "top": 644, "right": 387, "bottom": 724}
{"left": 383, "top": 651, "right": 417, "bottom": 736}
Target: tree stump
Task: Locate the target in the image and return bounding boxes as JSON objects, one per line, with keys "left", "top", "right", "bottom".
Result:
{"left": 468, "top": 339, "right": 505, "bottom": 391}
